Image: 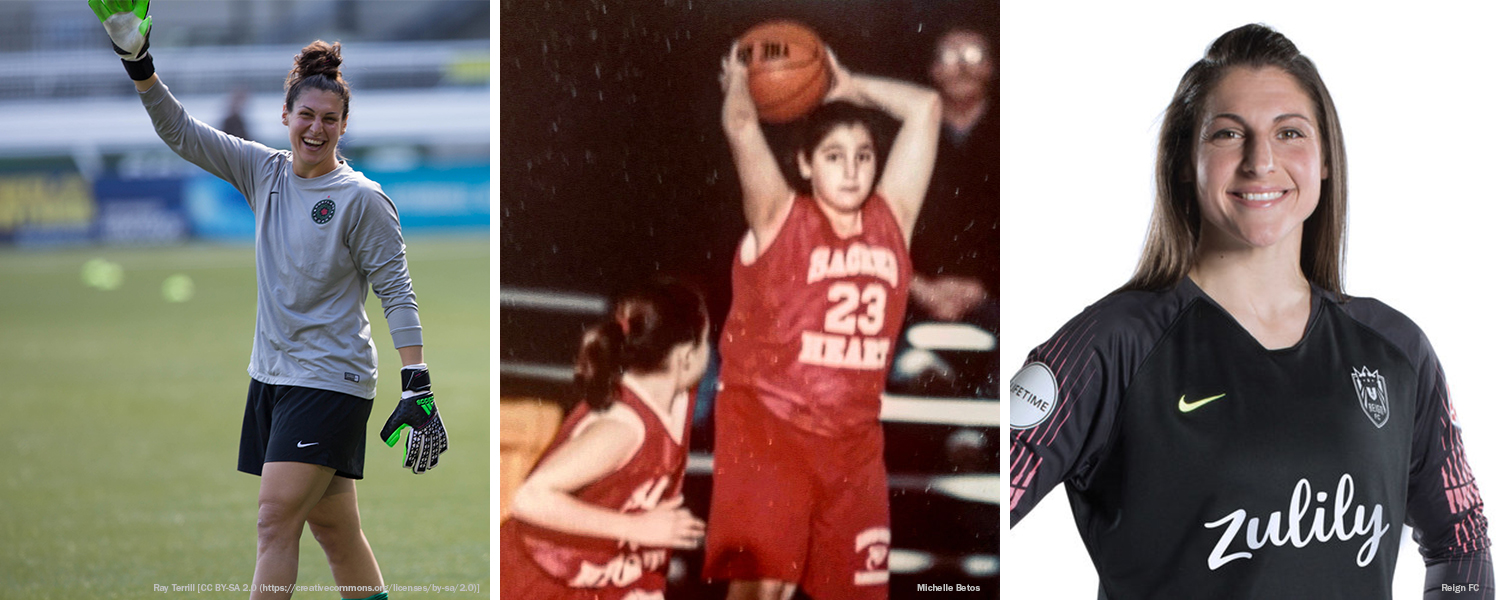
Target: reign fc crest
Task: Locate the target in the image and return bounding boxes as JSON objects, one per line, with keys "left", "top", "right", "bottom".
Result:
{"left": 1350, "top": 367, "right": 1389, "bottom": 428}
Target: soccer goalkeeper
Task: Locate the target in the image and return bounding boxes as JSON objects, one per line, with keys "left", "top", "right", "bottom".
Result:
{"left": 90, "top": 1, "right": 448, "bottom": 598}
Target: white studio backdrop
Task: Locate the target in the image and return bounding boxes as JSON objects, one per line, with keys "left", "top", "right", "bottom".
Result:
{"left": 1001, "top": 1, "right": 1500, "bottom": 597}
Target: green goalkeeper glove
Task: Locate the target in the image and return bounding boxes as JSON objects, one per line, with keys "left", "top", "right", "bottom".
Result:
{"left": 88, "top": 0, "right": 152, "bottom": 60}
{"left": 380, "top": 365, "right": 449, "bottom": 474}
{"left": 88, "top": 0, "right": 155, "bottom": 81}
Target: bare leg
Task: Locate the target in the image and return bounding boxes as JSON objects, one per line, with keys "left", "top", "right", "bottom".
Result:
{"left": 306, "top": 476, "right": 384, "bottom": 596}
{"left": 250, "top": 461, "right": 336, "bottom": 600}
{"left": 725, "top": 580, "right": 798, "bottom": 600}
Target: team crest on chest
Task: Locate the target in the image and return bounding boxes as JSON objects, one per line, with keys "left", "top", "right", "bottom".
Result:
{"left": 311, "top": 197, "right": 336, "bottom": 224}
{"left": 1350, "top": 366, "right": 1389, "bottom": 429}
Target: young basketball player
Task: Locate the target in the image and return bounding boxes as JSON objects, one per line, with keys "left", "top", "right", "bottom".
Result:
{"left": 500, "top": 279, "right": 711, "bottom": 599}
{"left": 704, "top": 42, "right": 941, "bottom": 600}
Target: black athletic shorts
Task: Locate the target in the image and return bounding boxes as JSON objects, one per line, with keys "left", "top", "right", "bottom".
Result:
{"left": 238, "top": 379, "right": 374, "bottom": 480}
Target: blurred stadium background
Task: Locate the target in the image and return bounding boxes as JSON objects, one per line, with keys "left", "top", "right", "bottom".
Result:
{"left": 0, "top": 1, "right": 489, "bottom": 597}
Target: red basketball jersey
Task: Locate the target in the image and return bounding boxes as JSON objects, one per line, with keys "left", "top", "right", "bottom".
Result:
{"left": 500, "top": 383, "right": 693, "bottom": 597}
{"left": 720, "top": 193, "right": 912, "bottom": 435}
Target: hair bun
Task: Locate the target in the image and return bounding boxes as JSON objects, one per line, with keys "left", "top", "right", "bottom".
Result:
{"left": 293, "top": 40, "right": 343, "bottom": 81}
{"left": 283, "top": 40, "right": 353, "bottom": 118}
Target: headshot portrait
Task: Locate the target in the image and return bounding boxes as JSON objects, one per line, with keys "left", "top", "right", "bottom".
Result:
{"left": 1003, "top": 2, "right": 1497, "bottom": 598}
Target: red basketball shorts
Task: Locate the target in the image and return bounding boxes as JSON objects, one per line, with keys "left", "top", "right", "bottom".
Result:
{"left": 703, "top": 385, "right": 890, "bottom": 599}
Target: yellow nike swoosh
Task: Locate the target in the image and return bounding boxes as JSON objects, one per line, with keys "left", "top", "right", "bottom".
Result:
{"left": 1178, "top": 394, "right": 1227, "bottom": 413}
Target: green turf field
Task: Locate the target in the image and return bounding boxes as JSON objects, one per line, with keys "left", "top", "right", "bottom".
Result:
{"left": 0, "top": 236, "right": 489, "bottom": 598}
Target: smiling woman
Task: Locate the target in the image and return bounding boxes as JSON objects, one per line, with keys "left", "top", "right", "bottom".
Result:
{"left": 1193, "top": 67, "right": 1324, "bottom": 252}
{"left": 281, "top": 41, "right": 350, "bottom": 179}
{"left": 1007, "top": 24, "right": 1492, "bottom": 600}
{"left": 92, "top": 1, "right": 448, "bottom": 598}
{"left": 1184, "top": 66, "right": 1326, "bottom": 349}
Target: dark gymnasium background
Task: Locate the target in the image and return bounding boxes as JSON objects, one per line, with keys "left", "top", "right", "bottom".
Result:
{"left": 500, "top": 0, "right": 997, "bottom": 327}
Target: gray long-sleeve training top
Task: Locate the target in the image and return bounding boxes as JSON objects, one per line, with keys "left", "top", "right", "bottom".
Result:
{"left": 139, "top": 81, "right": 422, "bottom": 400}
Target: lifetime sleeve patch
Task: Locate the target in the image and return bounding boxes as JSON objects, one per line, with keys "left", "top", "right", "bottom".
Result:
{"left": 1010, "top": 362, "right": 1057, "bottom": 430}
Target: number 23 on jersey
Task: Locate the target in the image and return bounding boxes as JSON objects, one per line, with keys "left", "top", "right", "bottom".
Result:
{"left": 798, "top": 243, "right": 897, "bottom": 371}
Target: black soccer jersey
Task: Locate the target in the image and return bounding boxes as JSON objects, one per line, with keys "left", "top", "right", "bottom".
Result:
{"left": 1010, "top": 279, "right": 1492, "bottom": 599}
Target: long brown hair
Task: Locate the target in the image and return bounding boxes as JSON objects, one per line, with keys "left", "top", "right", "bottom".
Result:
{"left": 1121, "top": 24, "right": 1347, "bottom": 298}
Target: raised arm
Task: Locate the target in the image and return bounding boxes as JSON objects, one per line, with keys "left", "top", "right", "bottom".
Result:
{"left": 89, "top": 1, "right": 159, "bottom": 94}
{"left": 133, "top": 73, "right": 157, "bottom": 93}
{"left": 92, "top": 0, "right": 269, "bottom": 201}
{"left": 721, "top": 44, "right": 795, "bottom": 257}
{"left": 823, "top": 52, "right": 941, "bottom": 243}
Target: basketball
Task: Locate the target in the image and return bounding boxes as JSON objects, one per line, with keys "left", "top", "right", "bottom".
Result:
{"left": 737, "top": 20, "right": 830, "bottom": 124}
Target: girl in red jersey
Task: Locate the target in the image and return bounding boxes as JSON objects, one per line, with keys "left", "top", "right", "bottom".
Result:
{"left": 500, "top": 279, "right": 711, "bottom": 600}
{"left": 704, "top": 43, "right": 941, "bottom": 600}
